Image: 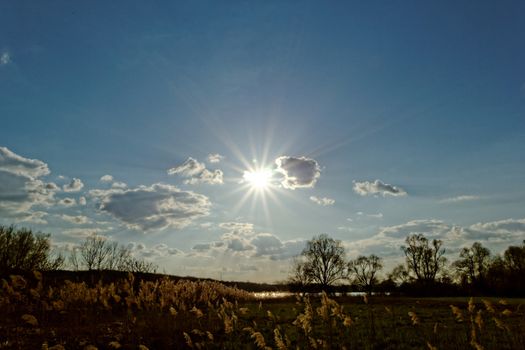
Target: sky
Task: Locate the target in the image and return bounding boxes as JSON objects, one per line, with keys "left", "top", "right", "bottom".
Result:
{"left": 1, "top": 1, "right": 524, "bottom": 283}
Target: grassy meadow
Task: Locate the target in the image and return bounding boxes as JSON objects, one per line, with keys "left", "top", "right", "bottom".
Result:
{"left": 1, "top": 272, "right": 525, "bottom": 349}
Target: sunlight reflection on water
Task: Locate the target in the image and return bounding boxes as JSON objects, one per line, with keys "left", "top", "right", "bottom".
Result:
{"left": 252, "top": 291, "right": 372, "bottom": 299}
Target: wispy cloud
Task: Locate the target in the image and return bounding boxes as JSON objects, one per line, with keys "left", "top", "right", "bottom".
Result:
{"left": 356, "top": 211, "right": 383, "bottom": 219}
{"left": 440, "top": 195, "right": 480, "bottom": 203}
{"left": 0, "top": 52, "right": 10, "bottom": 65}
{"left": 59, "top": 214, "right": 92, "bottom": 225}
{"left": 353, "top": 179, "right": 407, "bottom": 197}
{"left": 207, "top": 153, "right": 224, "bottom": 163}
{"left": 310, "top": 196, "right": 335, "bottom": 206}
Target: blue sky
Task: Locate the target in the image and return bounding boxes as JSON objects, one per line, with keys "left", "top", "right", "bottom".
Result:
{"left": 1, "top": 1, "right": 524, "bottom": 282}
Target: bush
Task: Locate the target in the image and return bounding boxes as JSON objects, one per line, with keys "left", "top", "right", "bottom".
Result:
{"left": 0, "top": 225, "right": 63, "bottom": 274}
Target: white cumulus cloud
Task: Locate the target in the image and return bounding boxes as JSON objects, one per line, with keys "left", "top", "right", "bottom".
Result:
{"left": 353, "top": 179, "right": 407, "bottom": 197}
{"left": 63, "top": 178, "right": 84, "bottom": 192}
{"left": 168, "top": 157, "right": 223, "bottom": 185}
{"left": 100, "top": 175, "right": 114, "bottom": 183}
{"left": 310, "top": 196, "right": 335, "bottom": 206}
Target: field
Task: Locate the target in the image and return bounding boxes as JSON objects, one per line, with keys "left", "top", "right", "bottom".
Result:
{"left": 1, "top": 273, "right": 525, "bottom": 349}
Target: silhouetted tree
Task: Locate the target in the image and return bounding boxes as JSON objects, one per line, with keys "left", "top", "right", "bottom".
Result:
{"left": 503, "top": 240, "right": 525, "bottom": 274}
{"left": 453, "top": 242, "right": 491, "bottom": 286}
{"left": 347, "top": 254, "right": 383, "bottom": 294}
{"left": 291, "top": 234, "right": 347, "bottom": 291}
{"left": 0, "top": 225, "right": 63, "bottom": 274}
{"left": 401, "top": 234, "right": 446, "bottom": 285}
{"left": 71, "top": 235, "right": 157, "bottom": 273}
{"left": 387, "top": 263, "right": 411, "bottom": 285}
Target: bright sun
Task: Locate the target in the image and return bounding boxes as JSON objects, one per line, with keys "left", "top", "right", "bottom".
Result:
{"left": 243, "top": 169, "right": 272, "bottom": 190}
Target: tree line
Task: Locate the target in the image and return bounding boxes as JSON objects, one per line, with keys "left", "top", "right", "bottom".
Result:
{"left": 289, "top": 233, "right": 525, "bottom": 296}
{"left": 0, "top": 226, "right": 156, "bottom": 275}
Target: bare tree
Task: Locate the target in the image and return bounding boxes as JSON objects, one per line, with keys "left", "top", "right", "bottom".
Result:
{"left": 291, "top": 234, "right": 347, "bottom": 291}
{"left": 348, "top": 254, "right": 383, "bottom": 294}
{"left": 80, "top": 235, "right": 110, "bottom": 270}
{"left": 453, "top": 242, "right": 491, "bottom": 285}
{"left": 74, "top": 235, "right": 157, "bottom": 273}
{"left": 401, "top": 234, "right": 446, "bottom": 285}
{"left": 288, "top": 257, "right": 312, "bottom": 290}
{"left": 105, "top": 242, "right": 132, "bottom": 270}
{"left": 0, "top": 226, "right": 63, "bottom": 273}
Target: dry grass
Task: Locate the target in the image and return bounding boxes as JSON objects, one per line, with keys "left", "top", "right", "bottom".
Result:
{"left": 1, "top": 272, "right": 524, "bottom": 349}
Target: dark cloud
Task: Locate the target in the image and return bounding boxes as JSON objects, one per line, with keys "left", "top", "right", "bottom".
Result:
{"left": 275, "top": 156, "right": 321, "bottom": 190}
{"left": 353, "top": 179, "right": 407, "bottom": 197}
{"left": 58, "top": 197, "right": 76, "bottom": 207}
{"left": 94, "top": 183, "right": 210, "bottom": 231}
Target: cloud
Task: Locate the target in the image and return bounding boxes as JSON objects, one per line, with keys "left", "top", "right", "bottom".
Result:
{"left": 13, "top": 211, "right": 48, "bottom": 225}
{"left": 379, "top": 219, "right": 453, "bottom": 239}
{"left": 274, "top": 156, "right": 321, "bottom": 190}
{"left": 63, "top": 178, "right": 84, "bottom": 192}
{"left": 168, "top": 157, "right": 223, "bottom": 185}
{"left": 194, "top": 223, "right": 307, "bottom": 260}
{"left": 0, "top": 52, "right": 10, "bottom": 65}
{"left": 440, "top": 195, "right": 480, "bottom": 203}
{"left": 468, "top": 218, "right": 525, "bottom": 241}
{"left": 184, "top": 169, "right": 223, "bottom": 185}
{"left": 208, "top": 153, "right": 224, "bottom": 163}
{"left": 219, "top": 222, "right": 254, "bottom": 236}
{"left": 168, "top": 157, "right": 206, "bottom": 177}
{"left": 78, "top": 196, "right": 87, "bottom": 205}
{"left": 59, "top": 214, "right": 92, "bottom": 225}
{"left": 92, "top": 183, "right": 211, "bottom": 231}
{"left": 355, "top": 211, "right": 383, "bottom": 219}
{"left": 58, "top": 197, "right": 77, "bottom": 207}
{"left": 111, "top": 181, "right": 127, "bottom": 189}
{"left": 0, "top": 147, "right": 57, "bottom": 214}
{"left": 61, "top": 228, "right": 107, "bottom": 238}
{"left": 100, "top": 175, "right": 114, "bottom": 183}
{"left": 133, "top": 242, "right": 183, "bottom": 258}
{"left": 0, "top": 147, "right": 50, "bottom": 178}
{"left": 250, "top": 234, "right": 307, "bottom": 260}
{"left": 353, "top": 179, "right": 407, "bottom": 197}
{"left": 192, "top": 243, "right": 212, "bottom": 252}
{"left": 310, "top": 196, "right": 335, "bottom": 206}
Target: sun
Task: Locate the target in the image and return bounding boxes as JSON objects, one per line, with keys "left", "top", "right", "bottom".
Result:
{"left": 243, "top": 168, "right": 273, "bottom": 190}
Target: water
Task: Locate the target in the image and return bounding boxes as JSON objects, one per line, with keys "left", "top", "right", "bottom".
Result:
{"left": 252, "top": 291, "right": 372, "bottom": 299}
